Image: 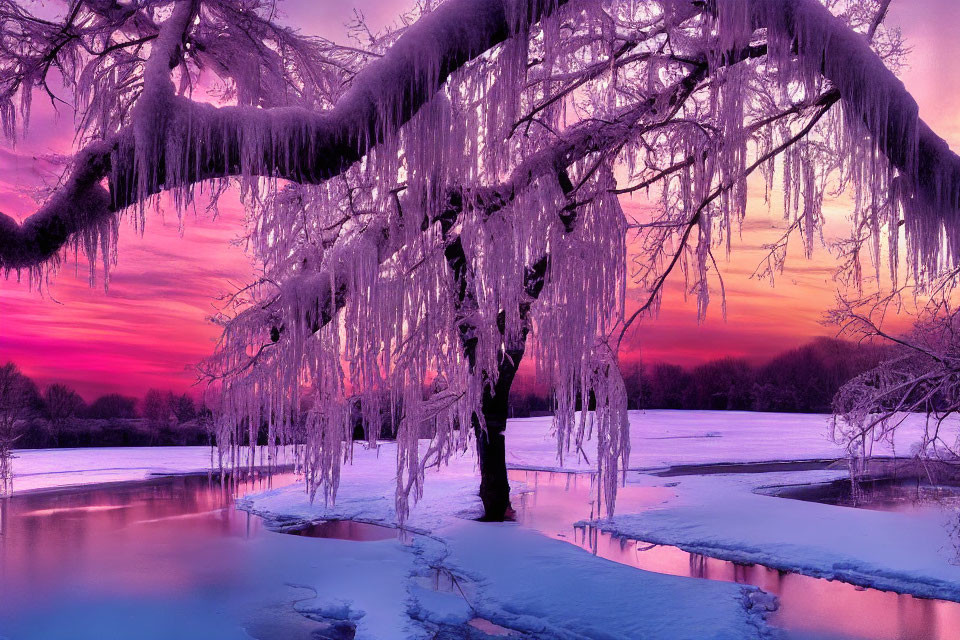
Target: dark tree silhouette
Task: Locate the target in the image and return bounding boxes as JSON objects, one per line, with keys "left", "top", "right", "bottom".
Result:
{"left": 0, "top": 362, "right": 37, "bottom": 493}
{"left": 43, "top": 383, "right": 85, "bottom": 444}
{"left": 85, "top": 394, "right": 139, "bottom": 420}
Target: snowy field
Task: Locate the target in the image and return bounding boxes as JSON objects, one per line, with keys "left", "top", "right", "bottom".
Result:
{"left": 8, "top": 446, "right": 218, "bottom": 493}
{"left": 9, "top": 410, "right": 960, "bottom": 639}
{"left": 8, "top": 445, "right": 299, "bottom": 493}
{"left": 10, "top": 410, "right": 939, "bottom": 495}
{"left": 506, "top": 410, "right": 940, "bottom": 472}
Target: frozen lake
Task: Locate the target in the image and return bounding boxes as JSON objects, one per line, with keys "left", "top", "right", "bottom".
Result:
{"left": 0, "top": 472, "right": 346, "bottom": 640}
{"left": 513, "top": 470, "right": 960, "bottom": 640}
{"left": 1, "top": 466, "right": 958, "bottom": 639}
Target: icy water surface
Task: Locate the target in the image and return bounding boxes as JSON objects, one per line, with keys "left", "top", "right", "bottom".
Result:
{"left": 1, "top": 468, "right": 958, "bottom": 639}
{"left": 787, "top": 477, "right": 960, "bottom": 516}
{"left": 510, "top": 469, "right": 960, "bottom": 640}
{"left": 289, "top": 518, "right": 398, "bottom": 541}
{"left": 0, "top": 471, "right": 383, "bottom": 640}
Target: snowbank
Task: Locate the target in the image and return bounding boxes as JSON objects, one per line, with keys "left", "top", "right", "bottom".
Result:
{"left": 506, "top": 410, "right": 952, "bottom": 472}
{"left": 588, "top": 470, "right": 960, "bottom": 602}
{"left": 9, "top": 445, "right": 296, "bottom": 494}
{"left": 432, "top": 522, "right": 771, "bottom": 640}
{"left": 263, "top": 533, "right": 424, "bottom": 640}
{"left": 9, "top": 446, "right": 216, "bottom": 493}
{"left": 239, "top": 444, "right": 483, "bottom": 534}
{"left": 242, "top": 443, "right": 773, "bottom": 639}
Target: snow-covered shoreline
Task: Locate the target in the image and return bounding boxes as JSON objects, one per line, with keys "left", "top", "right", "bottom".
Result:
{"left": 10, "top": 410, "right": 960, "bottom": 639}
{"left": 9, "top": 410, "right": 940, "bottom": 496}
{"left": 6, "top": 445, "right": 302, "bottom": 494}
{"left": 583, "top": 469, "right": 960, "bottom": 603}
{"left": 7, "top": 446, "right": 220, "bottom": 494}
{"left": 238, "top": 440, "right": 775, "bottom": 639}
{"left": 239, "top": 411, "right": 960, "bottom": 626}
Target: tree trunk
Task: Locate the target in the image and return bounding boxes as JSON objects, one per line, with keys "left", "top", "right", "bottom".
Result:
{"left": 473, "top": 412, "right": 511, "bottom": 521}
{"left": 473, "top": 346, "right": 524, "bottom": 521}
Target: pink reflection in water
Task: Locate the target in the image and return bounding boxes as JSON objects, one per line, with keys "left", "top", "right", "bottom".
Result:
{"left": 291, "top": 519, "right": 398, "bottom": 541}
{"left": 0, "top": 471, "right": 301, "bottom": 603}
{"left": 0, "top": 470, "right": 349, "bottom": 640}
{"left": 509, "top": 469, "right": 960, "bottom": 640}
{"left": 468, "top": 617, "right": 518, "bottom": 636}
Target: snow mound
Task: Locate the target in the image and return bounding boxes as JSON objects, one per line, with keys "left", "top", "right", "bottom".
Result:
{"left": 589, "top": 472, "right": 960, "bottom": 602}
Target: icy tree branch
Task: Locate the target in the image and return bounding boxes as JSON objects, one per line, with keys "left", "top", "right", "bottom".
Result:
{"left": 0, "top": 0, "right": 573, "bottom": 271}
{"left": 1, "top": 0, "right": 957, "bottom": 277}
{"left": 768, "top": 0, "right": 959, "bottom": 214}
{"left": 260, "top": 56, "right": 714, "bottom": 349}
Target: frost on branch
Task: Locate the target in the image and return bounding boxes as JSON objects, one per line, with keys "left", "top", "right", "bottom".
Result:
{"left": 1, "top": 0, "right": 959, "bottom": 522}
{"left": 831, "top": 298, "right": 960, "bottom": 498}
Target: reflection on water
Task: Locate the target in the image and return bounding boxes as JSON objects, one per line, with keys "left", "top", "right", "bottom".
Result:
{"left": 1, "top": 466, "right": 958, "bottom": 639}
{"left": 811, "top": 480, "right": 960, "bottom": 515}
{"left": 509, "top": 469, "right": 960, "bottom": 640}
{"left": 468, "top": 617, "right": 519, "bottom": 636}
{"left": 0, "top": 471, "right": 331, "bottom": 640}
{"left": 289, "top": 519, "right": 398, "bottom": 541}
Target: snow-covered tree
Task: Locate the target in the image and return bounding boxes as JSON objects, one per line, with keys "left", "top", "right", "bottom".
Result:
{"left": 832, "top": 296, "right": 960, "bottom": 491}
{"left": 0, "top": 0, "right": 958, "bottom": 521}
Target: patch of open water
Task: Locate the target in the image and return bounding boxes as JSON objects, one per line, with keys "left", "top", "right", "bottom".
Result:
{"left": 289, "top": 519, "right": 398, "bottom": 542}
{"left": 0, "top": 471, "right": 329, "bottom": 640}
{"left": 776, "top": 476, "right": 960, "bottom": 516}
{"left": 510, "top": 469, "right": 960, "bottom": 640}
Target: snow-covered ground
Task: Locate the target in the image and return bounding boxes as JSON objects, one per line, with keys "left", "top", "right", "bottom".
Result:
{"left": 241, "top": 444, "right": 773, "bottom": 639}
{"left": 240, "top": 410, "right": 960, "bottom": 637}
{"left": 507, "top": 410, "right": 941, "bottom": 472}
{"left": 9, "top": 446, "right": 218, "bottom": 493}
{"left": 8, "top": 445, "right": 296, "bottom": 493}
{"left": 10, "top": 410, "right": 960, "bottom": 639}
{"left": 10, "top": 410, "right": 942, "bottom": 495}
{"left": 417, "top": 522, "right": 772, "bottom": 640}
{"left": 588, "top": 469, "right": 960, "bottom": 602}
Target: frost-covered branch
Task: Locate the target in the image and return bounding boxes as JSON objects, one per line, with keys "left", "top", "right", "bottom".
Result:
{"left": 761, "top": 0, "right": 960, "bottom": 274}
{"left": 248, "top": 61, "right": 712, "bottom": 352}
{"left": 832, "top": 299, "right": 960, "bottom": 491}
{"left": 0, "top": 0, "right": 575, "bottom": 273}
{"left": 1, "top": 0, "right": 958, "bottom": 283}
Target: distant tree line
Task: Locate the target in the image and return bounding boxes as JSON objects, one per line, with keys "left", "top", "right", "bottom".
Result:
{"left": 507, "top": 338, "right": 891, "bottom": 417}
{"left": 0, "top": 337, "right": 888, "bottom": 449}
{"left": 0, "top": 362, "right": 212, "bottom": 449}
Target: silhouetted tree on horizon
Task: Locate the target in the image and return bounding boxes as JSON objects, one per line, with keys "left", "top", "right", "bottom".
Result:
{"left": 0, "top": 363, "right": 39, "bottom": 493}
{"left": 143, "top": 389, "right": 169, "bottom": 429}
{"left": 84, "top": 394, "right": 139, "bottom": 420}
{"left": 170, "top": 394, "right": 197, "bottom": 425}
{"left": 43, "top": 384, "right": 85, "bottom": 445}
